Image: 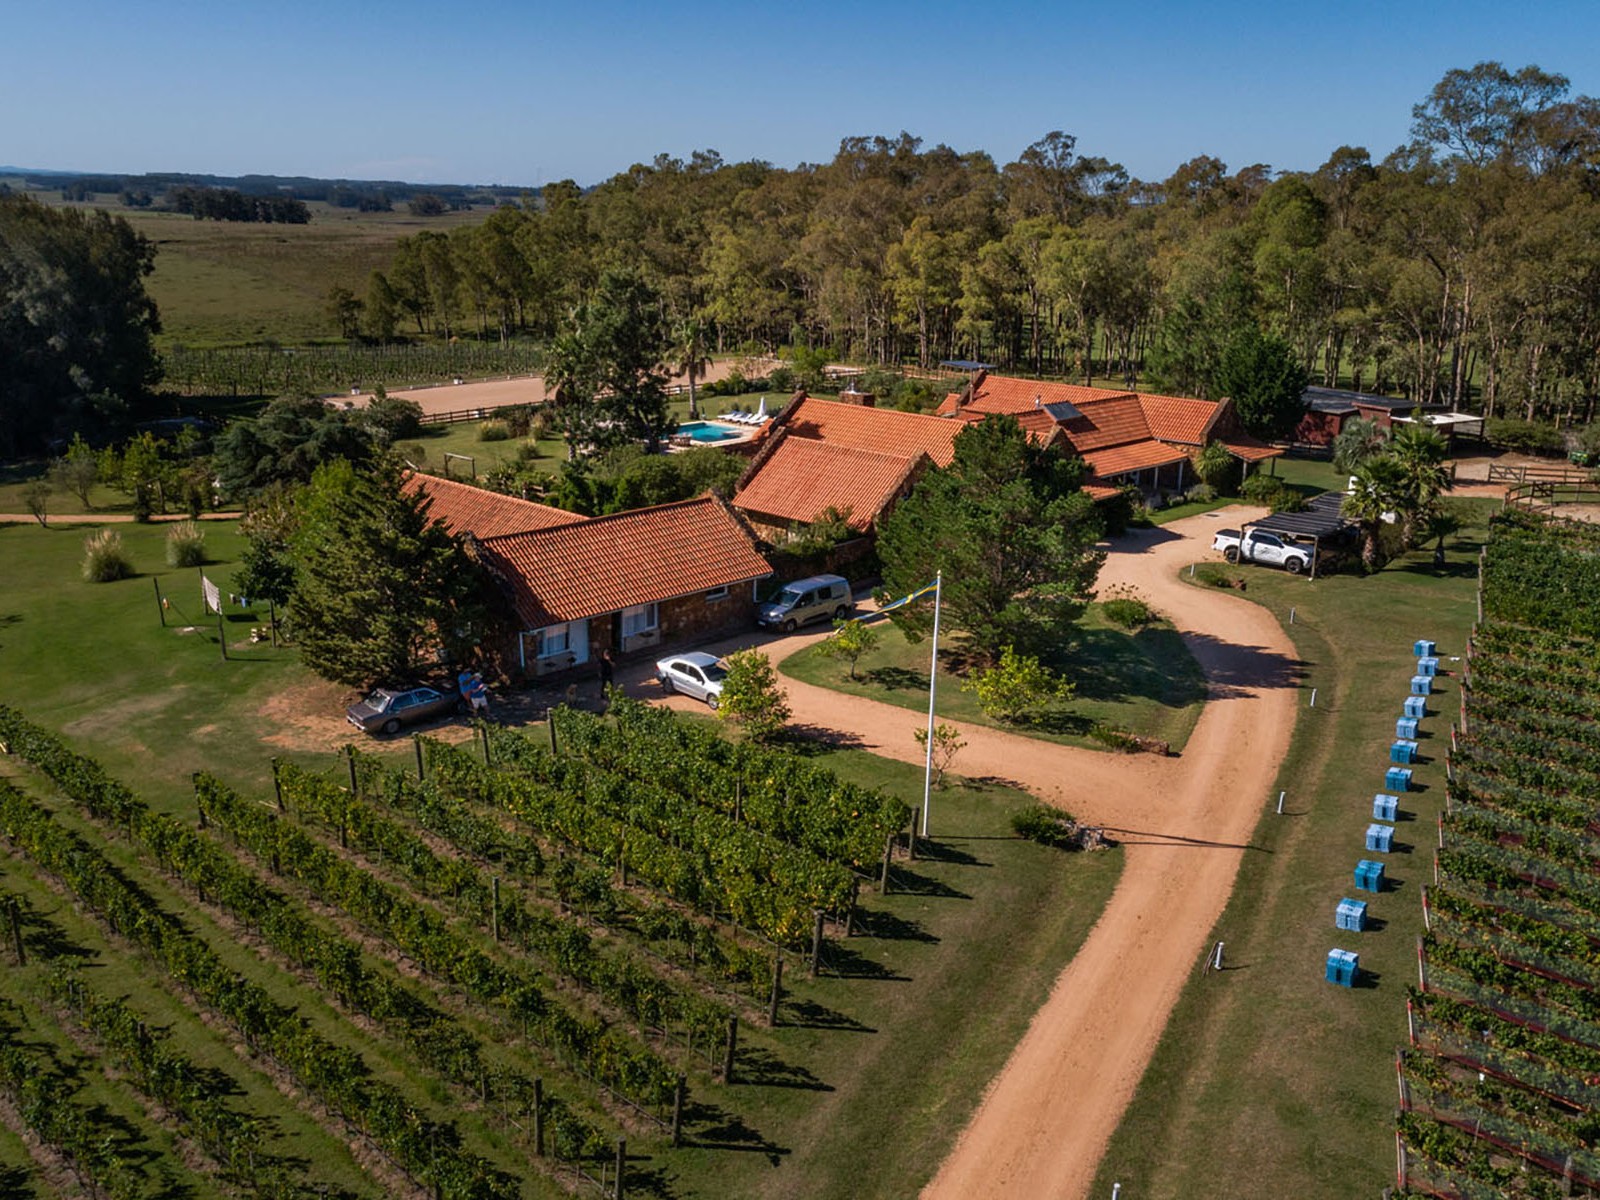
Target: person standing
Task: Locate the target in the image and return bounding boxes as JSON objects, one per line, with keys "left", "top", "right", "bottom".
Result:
{"left": 599, "top": 649, "right": 615, "bottom": 690}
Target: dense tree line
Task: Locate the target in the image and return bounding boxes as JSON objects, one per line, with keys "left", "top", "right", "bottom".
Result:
{"left": 0, "top": 193, "right": 162, "bottom": 455}
{"left": 360, "top": 62, "right": 1600, "bottom": 422}
{"left": 168, "top": 185, "right": 310, "bottom": 223}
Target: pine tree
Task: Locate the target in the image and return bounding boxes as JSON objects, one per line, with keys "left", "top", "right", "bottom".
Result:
{"left": 288, "top": 458, "right": 489, "bottom": 686}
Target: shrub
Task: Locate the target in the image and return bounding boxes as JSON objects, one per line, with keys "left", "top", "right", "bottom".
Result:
{"left": 1184, "top": 483, "right": 1217, "bottom": 503}
{"left": 394, "top": 441, "right": 428, "bottom": 466}
{"left": 527, "top": 407, "right": 555, "bottom": 439}
{"left": 1241, "top": 473, "right": 1306, "bottom": 512}
{"left": 477, "top": 419, "right": 511, "bottom": 442}
{"left": 717, "top": 649, "right": 791, "bottom": 742}
{"left": 1011, "top": 804, "right": 1081, "bottom": 849}
{"left": 364, "top": 396, "right": 424, "bottom": 441}
{"left": 82, "top": 529, "right": 132, "bottom": 582}
{"left": 962, "top": 645, "right": 1073, "bottom": 724}
{"left": 1101, "top": 583, "right": 1153, "bottom": 629}
{"left": 1088, "top": 723, "right": 1140, "bottom": 752}
{"left": 913, "top": 722, "right": 966, "bottom": 787}
{"left": 165, "top": 520, "right": 206, "bottom": 567}
{"left": 1486, "top": 417, "right": 1564, "bottom": 456}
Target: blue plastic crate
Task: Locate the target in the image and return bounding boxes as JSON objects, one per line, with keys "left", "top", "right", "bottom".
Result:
{"left": 1397, "top": 717, "right": 1419, "bottom": 739}
{"left": 1366, "top": 823, "right": 1395, "bottom": 853}
{"left": 1373, "top": 793, "right": 1399, "bottom": 821}
{"left": 1336, "top": 898, "right": 1368, "bottom": 932}
{"left": 1355, "top": 859, "right": 1386, "bottom": 892}
{"left": 1410, "top": 675, "right": 1433, "bottom": 696}
{"left": 1386, "top": 767, "right": 1413, "bottom": 792}
{"left": 1413, "top": 639, "right": 1436, "bottom": 657}
{"left": 1325, "top": 948, "right": 1359, "bottom": 987}
{"left": 1390, "top": 740, "right": 1419, "bottom": 764}
{"left": 1418, "top": 656, "right": 1440, "bottom": 677}
{"left": 1404, "top": 695, "right": 1428, "bottom": 720}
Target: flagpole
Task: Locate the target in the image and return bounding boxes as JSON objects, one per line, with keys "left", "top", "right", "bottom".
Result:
{"left": 921, "top": 570, "right": 942, "bottom": 838}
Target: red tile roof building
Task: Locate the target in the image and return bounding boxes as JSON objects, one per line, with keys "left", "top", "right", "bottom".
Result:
{"left": 402, "top": 472, "right": 582, "bottom": 539}
{"left": 733, "top": 433, "right": 930, "bottom": 535}
{"left": 941, "top": 372, "right": 1281, "bottom": 492}
{"left": 479, "top": 494, "right": 772, "bottom": 630}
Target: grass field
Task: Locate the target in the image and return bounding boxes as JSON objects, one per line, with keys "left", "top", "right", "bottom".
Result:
{"left": 782, "top": 604, "right": 1208, "bottom": 753}
{"left": 1090, "top": 499, "right": 1499, "bottom": 1200}
{"left": 0, "top": 514, "right": 1123, "bottom": 1198}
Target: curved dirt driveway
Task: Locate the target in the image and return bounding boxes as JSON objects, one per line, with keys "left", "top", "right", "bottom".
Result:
{"left": 646, "top": 506, "right": 1300, "bottom": 1199}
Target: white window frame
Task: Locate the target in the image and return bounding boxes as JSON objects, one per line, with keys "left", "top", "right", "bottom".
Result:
{"left": 620, "top": 603, "right": 659, "bottom": 638}
{"left": 704, "top": 585, "right": 730, "bottom": 603}
{"left": 538, "top": 623, "right": 571, "bottom": 657}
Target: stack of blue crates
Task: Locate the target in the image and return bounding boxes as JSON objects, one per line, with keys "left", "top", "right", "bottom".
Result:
{"left": 1417, "top": 656, "right": 1440, "bottom": 677}
{"left": 1373, "top": 793, "right": 1399, "bottom": 821}
{"left": 1335, "top": 898, "right": 1367, "bottom": 931}
{"left": 1410, "top": 674, "right": 1433, "bottom": 695}
{"left": 1404, "top": 695, "right": 1427, "bottom": 720}
{"left": 1390, "top": 740, "right": 1419, "bottom": 764}
{"left": 1354, "top": 859, "right": 1385, "bottom": 892}
{"left": 1386, "top": 766, "right": 1413, "bottom": 791}
{"left": 1325, "top": 948, "right": 1359, "bottom": 987}
{"left": 1413, "top": 639, "right": 1437, "bottom": 658}
{"left": 1365, "top": 823, "right": 1395, "bottom": 853}
{"left": 1396, "top": 716, "right": 1419, "bottom": 739}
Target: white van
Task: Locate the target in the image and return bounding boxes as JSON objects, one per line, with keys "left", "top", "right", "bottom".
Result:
{"left": 757, "top": 574, "right": 853, "bottom": 632}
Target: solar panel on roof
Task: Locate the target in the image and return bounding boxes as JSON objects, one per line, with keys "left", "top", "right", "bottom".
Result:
{"left": 1043, "top": 400, "right": 1083, "bottom": 422}
{"left": 939, "top": 359, "right": 997, "bottom": 371}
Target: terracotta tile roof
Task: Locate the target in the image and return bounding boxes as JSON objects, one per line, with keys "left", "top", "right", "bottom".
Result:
{"left": 479, "top": 495, "right": 772, "bottom": 628}
{"left": 1221, "top": 436, "right": 1284, "bottom": 463}
{"left": 1083, "top": 483, "right": 1126, "bottom": 502}
{"left": 776, "top": 396, "right": 961, "bottom": 467}
{"left": 402, "top": 472, "right": 581, "bottom": 539}
{"left": 1080, "top": 441, "right": 1192, "bottom": 478}
{"left": 1136, "top": 393, "right": 1221, "bottom": 445}
{"left": 734, "top": 438, "right": 926, "bottom": 532}
{"left": 1060, "top": 395, "right": 1153, "bottom": 451}
{"left": 960, "top": 376, "right": 1137, "bottom": 414}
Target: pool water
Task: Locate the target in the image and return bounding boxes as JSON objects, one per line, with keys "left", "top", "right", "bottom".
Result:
{"left": 676, "top": 421, "right": 739, "bottom": 443}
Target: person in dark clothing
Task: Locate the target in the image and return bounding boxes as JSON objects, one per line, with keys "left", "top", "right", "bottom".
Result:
{"left": 599, "top": 650, "right": 615, "bottom": 690}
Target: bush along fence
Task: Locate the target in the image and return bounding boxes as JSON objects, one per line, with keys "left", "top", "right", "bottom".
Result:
{"left": 163, "top": 341, "right": 545, "bottom": 398}
{"left": 1395, "top": 510, "right": 1600, "bottom": 1198}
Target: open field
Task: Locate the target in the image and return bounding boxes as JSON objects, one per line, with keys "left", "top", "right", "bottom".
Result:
{"left": 0, "top": 514, "right": 1123, "bottom": 1199}
{"left": 1089, "top": 499, "right": 1499, "bottom": 1200}
{"left": 781, "top": 604, "right": 1208, "bottom": 753}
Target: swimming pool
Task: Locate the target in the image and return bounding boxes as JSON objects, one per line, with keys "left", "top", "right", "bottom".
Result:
{"left": 676, "top": 421, "right": 740, "bottom": 443}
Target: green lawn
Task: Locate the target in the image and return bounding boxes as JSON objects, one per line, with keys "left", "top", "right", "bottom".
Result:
{"left": 1091, "top": 500, "right": 1499, "bottom": 1200}
{"left": 782, "top": 604, "right": 1208, "bottom": 752}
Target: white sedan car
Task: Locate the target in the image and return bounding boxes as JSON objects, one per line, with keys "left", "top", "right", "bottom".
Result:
{"left": 655, "top": 652, "right": 728, "bottom": 708}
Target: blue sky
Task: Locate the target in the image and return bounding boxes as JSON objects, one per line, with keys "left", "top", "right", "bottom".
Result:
{"left": 4, "top": 0, "right": 1597, "bottom": 186}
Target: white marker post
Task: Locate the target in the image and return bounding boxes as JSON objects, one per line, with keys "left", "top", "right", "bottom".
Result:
{"left": 1277, "top": 791, "right": 1285, "bottom": 814}
{"left": 1213, "top": 941, "right": 1225, "bottom": 971}
{"left": 1309, "top": 687, "right": 1317, "bottom": 708}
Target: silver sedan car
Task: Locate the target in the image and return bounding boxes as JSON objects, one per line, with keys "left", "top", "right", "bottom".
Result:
{"left": 655, "top": 652, "right": 727, "bottom": 708}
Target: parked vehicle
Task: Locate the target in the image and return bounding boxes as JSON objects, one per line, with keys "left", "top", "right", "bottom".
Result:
{"left": 757, "top": 574, "right": 852, "bottom": 632}
{"left": 346, "top": 686, "right": 464, "bottom": 735}
{"left": 655, "top": 652, "right": 727, "bottom": 708}
{"left": 1212, "top": 528, "right": 1313, "bottom": 574}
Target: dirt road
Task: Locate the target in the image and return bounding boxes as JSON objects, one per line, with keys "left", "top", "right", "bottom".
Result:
{"left": 650, "top": 506, "right": 1302, "bottom": 1199}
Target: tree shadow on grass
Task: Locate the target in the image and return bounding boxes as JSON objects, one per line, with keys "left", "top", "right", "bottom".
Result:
{"left": 734, "top": 1045, "right": 832, "bottom": 1092}
{"left": 779, "top": 998, "right": 875, "bottom": 1032}
{"left": 0, "top": 1168, "right": 33, "bottom": 1199}
{"left": 864, "top": 666, "right": 926, "bottom": 692}
{"left": 680, "top": 1100, "right": 789, "bottom": 1165}
{"left": 819, "top": 944, "right": 910, "bottom": 981}
{"left": 887, "top": 867, "right": 970, "bottom": 899}
{"left": 849, "top": 907, "right": 938, "bottom": 943}
{"left": 784, "top": 725, "right": 867, "bottom": 756}
{"left": 1167, "top": 631, "right": 1310, "bottom": 700}
{"left": 909, "top": 839, "right": 987, "bottom": 867}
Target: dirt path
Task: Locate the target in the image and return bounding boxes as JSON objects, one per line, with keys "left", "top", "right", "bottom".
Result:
{"left": 642, "top": 506, "right": 1302, "bottom": 1199}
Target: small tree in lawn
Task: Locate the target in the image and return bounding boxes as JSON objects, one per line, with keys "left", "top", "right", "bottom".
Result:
{"left": 50, "top": 434, "right": 100, "bottom": 509}
{"left": 914, "top": 723, "right": 966, "bottom": 787}
{"left": 22, "top": 480, "right": 49, "bottom": 527}
{"left": 962, "top": 646, "right": 1073, "bottom": 725}
{"left": 717, "top": 649, "right": 791, "bottom": 743}
{"left": 814, "top": 617, "right": 879, "bottom": 680}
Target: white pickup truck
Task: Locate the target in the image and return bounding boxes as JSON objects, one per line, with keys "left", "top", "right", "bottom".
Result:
{"left": 1212, "top": 528, "right": 1312, "bottom": 574}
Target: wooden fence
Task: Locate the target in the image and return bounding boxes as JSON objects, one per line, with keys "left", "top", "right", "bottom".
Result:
{"left": 1503, "top": 479, "right": 1600, "bottom": 510}
{"left": 1487, "top": 461, "right": 1594, "bottom": 485}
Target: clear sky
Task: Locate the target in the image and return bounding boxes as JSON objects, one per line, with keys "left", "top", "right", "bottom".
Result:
{"left": 4, "top": 0, "right": 1597, "bottom": 187}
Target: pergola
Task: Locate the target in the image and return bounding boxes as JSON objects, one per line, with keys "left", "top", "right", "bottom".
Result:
{"left": 1241, "top": 493, "right": 1352, "bottom": 580}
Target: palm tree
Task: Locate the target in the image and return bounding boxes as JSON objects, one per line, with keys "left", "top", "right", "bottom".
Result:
{"left": 1342, "top": 457, "right": 1405, "bottom": 572}
{"left": 1331, "top": 416, "right": 1389, "bottom": 476}
{"left": 671, "top": 318, "right": 714, "bottom": 420}
{"left": 1388, "top": 424, "right": 1452, "bottom": 549}
{"left": 1422, "top": 502, "right": 1465, "bottom": 569}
